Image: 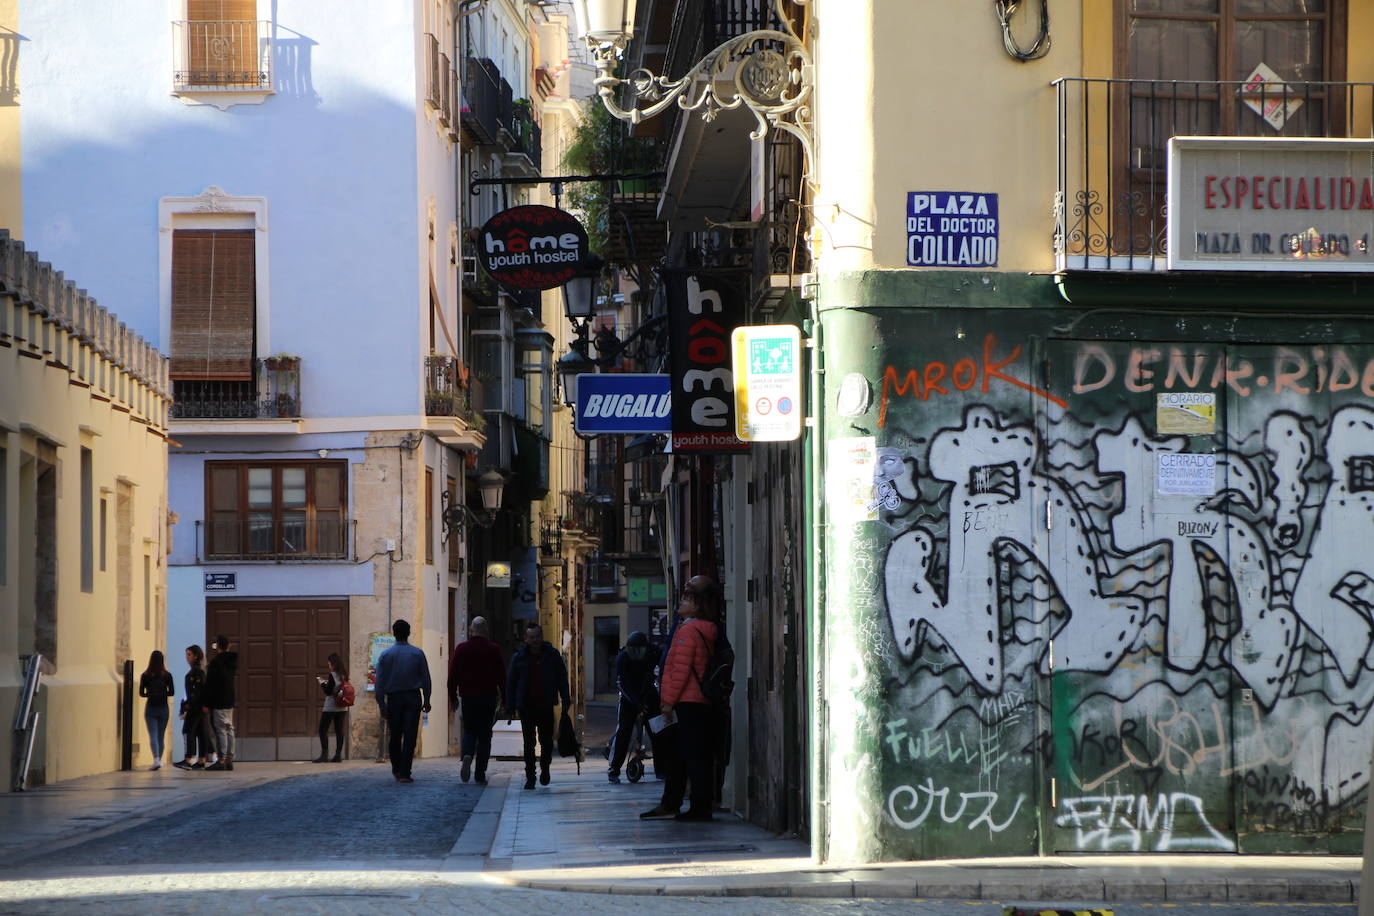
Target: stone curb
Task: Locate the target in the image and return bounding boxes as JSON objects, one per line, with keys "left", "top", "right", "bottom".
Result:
{"left": 502, "top": 874, "right": 1361, "bottom": 902}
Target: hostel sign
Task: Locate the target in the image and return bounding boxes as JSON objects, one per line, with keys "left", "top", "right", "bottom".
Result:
{"left": 1168, "top": 138, "right": 1374, "bottom": 272}
{"left": 477, "top": 205, "right": 590, "bottom": 290}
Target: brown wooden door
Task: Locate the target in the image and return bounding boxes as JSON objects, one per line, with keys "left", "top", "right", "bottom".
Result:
{"left": 206, "top": 598, "right": 349, "bottom": 760}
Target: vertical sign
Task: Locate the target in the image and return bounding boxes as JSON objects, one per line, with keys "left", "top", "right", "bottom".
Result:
{"left": 732, "top": 324, "right": 803, "bottom": 441}
{"left": 666, "top": 268, "right": 749, "bottom": 452}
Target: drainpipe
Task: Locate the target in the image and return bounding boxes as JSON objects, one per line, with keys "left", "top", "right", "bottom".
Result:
{"left": 805, "top": 292, "right": 827, "bottom": 862}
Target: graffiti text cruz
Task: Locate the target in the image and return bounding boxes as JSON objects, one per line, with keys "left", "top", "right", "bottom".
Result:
{"left": 888, "top": 777, "right": 1026, "bottom": 835}
{"left": 878, "top": 334, "right": 1067, "bottom": 427}
{"left": 1074, "top": 343, "right": 1374, "bottom": 398}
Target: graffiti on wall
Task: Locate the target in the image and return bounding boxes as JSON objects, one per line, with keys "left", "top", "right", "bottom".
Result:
{"left": 843, "top": 336, "right": 1374, "bottom": 852}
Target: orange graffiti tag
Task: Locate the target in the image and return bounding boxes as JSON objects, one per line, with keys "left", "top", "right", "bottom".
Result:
{"left": 878, "top": 333, "right": 1067, "bottom": 427}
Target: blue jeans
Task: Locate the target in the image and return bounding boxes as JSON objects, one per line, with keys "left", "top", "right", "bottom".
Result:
{"left": 145, "top": 703, "right": 170, "bottom": 762}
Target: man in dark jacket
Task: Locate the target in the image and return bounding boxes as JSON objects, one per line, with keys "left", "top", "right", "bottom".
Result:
{"left": 607, "top": 631, "right": 659, "bottom": 784}
{"left": 202, "top": 635, "right": 238, "bottom": 771}
{"left": 506, "top": 622, "right": 571, "bottom": 791}
{"left": 447, "top": 616, "right": 504, "bottom": 784}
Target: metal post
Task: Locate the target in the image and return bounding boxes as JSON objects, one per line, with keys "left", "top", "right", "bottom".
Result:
{"left": 121, "top": 659, "right": 134, "bottom": 771}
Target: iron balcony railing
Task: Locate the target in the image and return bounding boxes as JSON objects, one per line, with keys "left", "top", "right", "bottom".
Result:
{"left": 199, "top": 517, "right": 354, "bottom": 562}
{"left": 425, "top": 34, "right": 444, "bottom": 111}
{"left": 509, "top": 107, "right": 542, "bottom": 171}
{"left": 425, "top": 354, "right": 482, "bottom": 425}
{"left": 497, "top": 77, "right": 515, "bottom": 140}
{"left": 462, "top": 57, "right": 501, "bottom": 144}
{"left": 171, "top": 357, "right": 300, "bottom": 420}
{"left": 172, "top": 20, "right": 271, "bottom": 91}
{"left": 439, "top": 52, "right": 452, "bottom": 126}
{"left": 1054, "top": 78, "right": 1374, "bottom": 270}
{"left": 587, "top": 558, "right": 620, "bottom": 596}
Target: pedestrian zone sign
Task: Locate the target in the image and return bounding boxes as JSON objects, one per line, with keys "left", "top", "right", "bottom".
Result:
{"left": 732, "top": 324, "right": 803, "bottom": 441}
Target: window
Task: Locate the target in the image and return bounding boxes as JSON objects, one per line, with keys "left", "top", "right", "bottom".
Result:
{"left": 425, "top": 468, "right": 435, "bottom": 566}
{"left": 206, "top": 461, "right": 347, "bottom": 559}
{"left": 81, "top": 448, "right": 93, "bottom": 592}
{"left": 171, "top": 229, "right": 256, "bottom": 382}
{"left": 175, "top": 0, "right": 271, "bottom": 92}
{"left": 143, "top": 555, "right": 151, "bottom": 630}
{"left": 99, "top": 497, "right": 108, "bottom": 572}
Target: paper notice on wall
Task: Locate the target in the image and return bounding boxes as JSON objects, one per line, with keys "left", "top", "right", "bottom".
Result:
{"left": 1157, "top": 392, "right": 1216, "bottom": 434}
{"left": 1158, "top": 452, "right": 1217, "bottom": 497}
{"left": 827, "top": 436, "right": 878, "bottom": 524}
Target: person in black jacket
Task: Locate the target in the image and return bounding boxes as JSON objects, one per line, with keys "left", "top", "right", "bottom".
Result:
{"left": 138, "top": 651, "right": 175, "bottom": 770}
{"left": 607, "top": 631, "right": 659, "bottom": 784}
{"left": 505, "top": 622, "right": 571, "bottom": 791}
{"left": 174, "top": 645, "right": 213, "bottom": 770}
{"left": 202, "top": 635, "right": 238, "bottom": 771}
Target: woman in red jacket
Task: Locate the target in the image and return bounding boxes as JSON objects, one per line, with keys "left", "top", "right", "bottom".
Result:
{"left": 640, "top": 575, "right": 720, "bottom": 821}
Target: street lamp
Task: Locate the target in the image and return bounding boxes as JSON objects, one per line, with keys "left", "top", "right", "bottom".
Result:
{"left": 478, "top": 468, "right": 507, "bottom": 513}
{"left": 556, "top": 339, "right": 596, "bottom": 409}
{"left": 442, "top": 468, "right": 508, "bottom": 540}
{"left": 570, "top": 0, "right": 814, "bottom": 171}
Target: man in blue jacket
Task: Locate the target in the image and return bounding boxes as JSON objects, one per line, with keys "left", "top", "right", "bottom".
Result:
{"left": 375, "top": 619, "right": 432, "bottom": 784}
{"left": 506, "top": 622, "right": 571, "bottom": 791}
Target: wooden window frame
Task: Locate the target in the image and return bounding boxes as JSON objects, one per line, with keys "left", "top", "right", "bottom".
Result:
{"left": 425, "top": 468, "right": 435, "bottom": 566}
{"left": 204, "top": 460, "right": 348, "bottom": 559}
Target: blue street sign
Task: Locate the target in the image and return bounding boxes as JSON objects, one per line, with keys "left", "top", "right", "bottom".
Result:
{"left": 906, "top": 191, "right": 999, "bottom": 267}
{"left": 575, "top": 373, "right": 672, "bottom": 435}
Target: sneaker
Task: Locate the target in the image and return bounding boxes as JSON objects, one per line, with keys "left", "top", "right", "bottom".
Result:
{"left": 172, "top": 760, "right": 193, "bottom": 771}
{"left": 312, "top": 755, "right": 328, "bottom": 763}
{"left": 607, "top": 772, "right": 621, "bottom": 784}
{"left": 474, "top": 773, "right": 487, "bottom": 785}
{"left": 224, "top": 761, "right": 234, "bottom": 771}
{"left": 206, "top": 761, "right": 227, "bottom": 771}
{"left": 331, "top": 754, "right": 343, "bottom": 763}
{"left": 397, "top": 776, "right": 414, "bottom": 784}
{"left": 640, "top": 804, "right": 676, "bottom": 819}
{"left": 149, "top": 761, "right": 162, "bottom": 771}
{"left": 460, "top": 755, "right": 472, "bottom": 783}
{"left": 523, "top": 775, "right": 535, "bottom": 790}
{"left": 190, "top": 762, "right": 206, "bottom": 770}
{"left": 539, "top": 765, "right": 550, "bottom": 786}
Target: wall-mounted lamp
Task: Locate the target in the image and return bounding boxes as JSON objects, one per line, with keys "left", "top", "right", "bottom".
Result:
{"left": 441, "top": 468, "right": 508, "bottom": 541}
{"left": 571, "top": 0, "right": 815, "bottom": 172}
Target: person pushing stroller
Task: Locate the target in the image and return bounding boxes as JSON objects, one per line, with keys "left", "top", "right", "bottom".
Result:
{"left": 608, "top": 631, "right": 660, "bottom": 784}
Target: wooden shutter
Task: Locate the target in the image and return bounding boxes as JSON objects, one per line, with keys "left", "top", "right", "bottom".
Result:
{"left": 186, "top": 0, "right": 259, "bottom": 84}
{"left": 171, "top": 229, "right": 256, "bottom": 380}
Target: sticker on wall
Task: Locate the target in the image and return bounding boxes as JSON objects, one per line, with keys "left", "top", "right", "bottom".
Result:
{"left": 826, "top": 436, "right": 878, "bottom": 524}
{"left": 1157, "top": 452, "right": 1217, "bottom": 497}
{"left": 1156, "top": 392, "right": 1216, "bottom": 435}
{"left": 366, "top": 632, "right": 396, "bottom": 693}
{"left": 906, "top": 192, "right": 999, "bottom": 267}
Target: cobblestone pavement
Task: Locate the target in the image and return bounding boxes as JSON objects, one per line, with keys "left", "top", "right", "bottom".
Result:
{"left": 14, "top": 758, "right": 480, "bottom": 869}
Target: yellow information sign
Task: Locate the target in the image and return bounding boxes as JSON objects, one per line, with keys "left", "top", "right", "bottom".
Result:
{"left": 732, "top": 324, "right": 803, "bottom": 442}
{"left": 1156, "top": 391, "right": 1216, "bottom": 434}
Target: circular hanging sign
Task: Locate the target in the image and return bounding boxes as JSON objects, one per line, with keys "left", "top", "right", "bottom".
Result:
{"left": 476, "top": 205, "right": 590, "bottom": 291}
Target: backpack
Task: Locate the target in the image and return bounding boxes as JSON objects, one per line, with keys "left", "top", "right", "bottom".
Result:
{"left": 335, "top": 678, "right": 356, "bottom": 708}
{"left": 690, "top": 627, "right": 735, "bottom": 706}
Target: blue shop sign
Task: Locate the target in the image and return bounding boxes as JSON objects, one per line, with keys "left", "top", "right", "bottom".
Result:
{"left": 575, "top": 373, "right": 672, "bottom": 435}
{"left": 906, "top": 191, "right": 999, "bottom": 267}
{"left": 204, "top": 572, "right": 237, "bottom": 592}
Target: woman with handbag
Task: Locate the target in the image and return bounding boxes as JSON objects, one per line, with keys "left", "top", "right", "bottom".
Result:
{"left": 138, "top": 650, "right": 175, "bottom": 770}
{"left": 314, "top": 652, "right": 349, "bottom": 763}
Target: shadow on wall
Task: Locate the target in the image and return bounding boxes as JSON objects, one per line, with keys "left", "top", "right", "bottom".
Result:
{"left": 272, "top": 22, "right": 320, "bottom": 106}
{"left": 0, "top": 28, "right": 27, "bottom": 106}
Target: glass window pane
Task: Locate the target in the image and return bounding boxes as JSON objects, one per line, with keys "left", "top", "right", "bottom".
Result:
{"left": 282, "top": 468, "right": 306, "bottom": 509}
{"left": 1132, "top": 0, "right": 1217, "bottom": 11}
{"left": 248, "top": 468, "right": 272, "bottom": 509}
{"left": 1234, "top": 21, "right": 1323, "bottom": 82}
{"left": 1236, "top": 0, "right": 1322, "bottom": 12}
{"left": 281, "top": 510, "right": 306, "bottom": 554}
{"left": 1131, "top": 20, "right": 1218, "bottom": 81}
{"left": 210, "top": 466, "right": 239, "bottom": 510}
{"left": 248, "top": 513, "right": 274, "bottom": 553}
{"left": 316, "top": 510, "right": 343, "bottom": 555}
{"left": 314, "top": 466, "right": 341, "bottom": 510}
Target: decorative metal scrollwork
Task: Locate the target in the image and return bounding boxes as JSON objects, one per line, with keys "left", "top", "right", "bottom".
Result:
{"left": 586, "top": 0, "right": 814, "bottom": 175}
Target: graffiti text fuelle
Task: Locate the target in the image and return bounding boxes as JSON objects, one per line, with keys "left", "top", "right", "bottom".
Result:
{"left": 1074, "top": 344, "right": 1374, "bottom": 398}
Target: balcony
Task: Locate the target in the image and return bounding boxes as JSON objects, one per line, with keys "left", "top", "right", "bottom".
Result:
{"left": 425, "top": 34, "right": 444, "bottom": 111}
{"left": 503, "top": 105, "right": 542, "bottom": 176}
{"left": 1054, "top": 78, "right": 1374, "bottom": 271}
{"left": 198, "top": 517, "right": 354, "bottom": 563}
{"left": 171, "top": 356, "right": 300, "bottom": 420}
{"left": 587, "top": 557, "right": 620, "bottom": 599}
{"left": 172, "top": 20, "right": 271, "bottom": 92}
{"left": 462, "top": 57, "right": 501, "bottom": 145}
{"left": 425, "top": 355, "right": 485, "bottom": 451}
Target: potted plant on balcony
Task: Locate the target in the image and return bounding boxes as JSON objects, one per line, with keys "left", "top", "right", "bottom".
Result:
{"left": 562, "top": 103, "right": 660, "bottom": 257}
{"left": 263, "top": 352, "right": 300, "bottom": 371}
{"left": 274, "top": 393, "right": 299, "bottom": 418}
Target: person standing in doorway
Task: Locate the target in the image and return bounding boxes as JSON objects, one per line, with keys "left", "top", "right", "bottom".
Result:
{"left": 447, "top": 616, "right": 504, "bottom": 784}
{"left": 202, "top": 635, "right": 238, "bottom": 771}
{"left": 138, "top": 650, "right": 175, "bottom": 770}
{"left": 506, "top": 622, "right": 571, "bottom": 791}
{"left": 174, "top": 645, "right": 212, "bottom": 770}
{"left": 374, "top": 619, "right": 432, "bottom": 783}
{"left": 314, "top": 652, "right": 349, "bottom": 763}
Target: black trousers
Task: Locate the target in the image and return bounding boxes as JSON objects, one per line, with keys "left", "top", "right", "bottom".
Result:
{"left": 519, "top": 704, "right": 555, "bottom": 776}
{"left": 182, "top": 711, "right": 213, "bottom": 759}
{"left": 608, "top": 697, "right": 643, "bottom": 772}
{"left": 659, "top": 702, "right": 713, "bottom": 814}
{"left": 460, "top": 694, "right": 499, "bottom": 777}
{"left": 318, "top": 710, "right": 347, "bottom": 757}
{"left": 384, "top": 689, "right": 422, "bottom": 778}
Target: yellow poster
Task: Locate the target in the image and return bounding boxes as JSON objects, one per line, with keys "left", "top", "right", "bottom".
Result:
{"left": 1157, "top": 392, "right": 1215, "bottom": 435}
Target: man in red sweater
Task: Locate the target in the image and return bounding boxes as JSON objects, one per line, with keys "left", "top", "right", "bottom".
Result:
{"left": 447, "top": 616, "right": 505, "bottom": 784}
